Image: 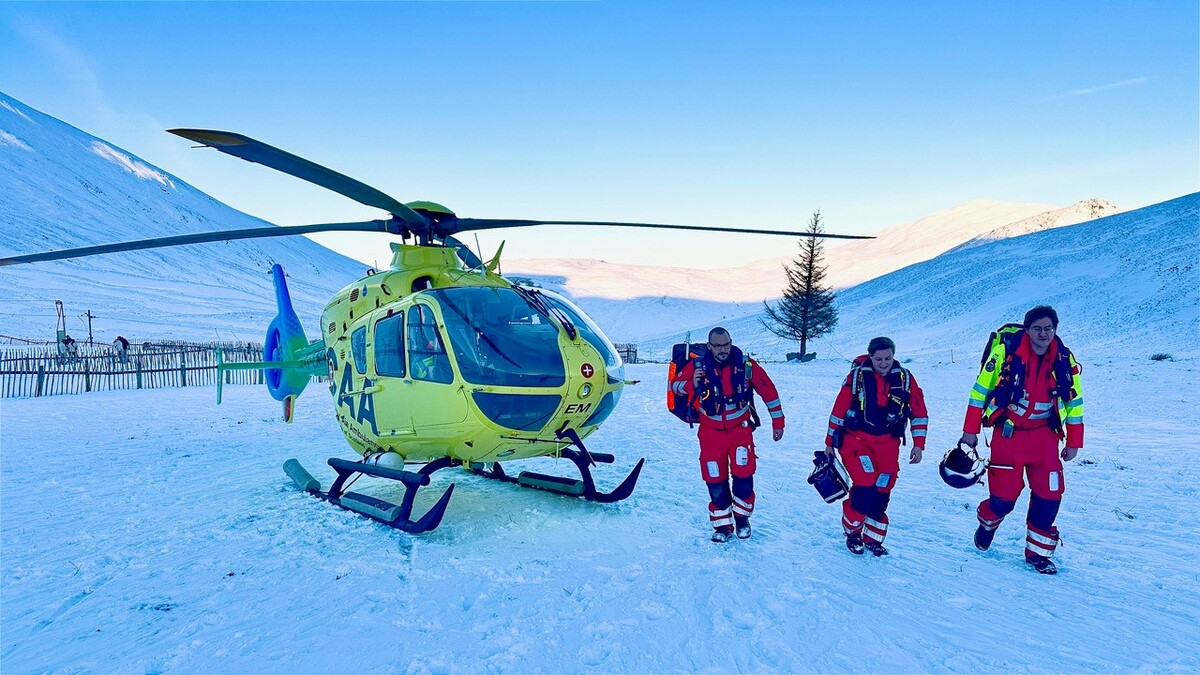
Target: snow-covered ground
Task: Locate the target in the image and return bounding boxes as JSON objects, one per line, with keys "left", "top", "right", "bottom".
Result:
{"left": 3, "top": 356, "right": 1197, "bottom": 672}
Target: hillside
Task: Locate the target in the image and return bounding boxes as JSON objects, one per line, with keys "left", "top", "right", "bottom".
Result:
{"left": 643, "top": 193, "right": 1199, "bottom": 361}
{"left": 0, "top": 93, "right": 370, "bottom": 344}
{"left": 507, "top": 198, "right": 1119, "bottom": 341}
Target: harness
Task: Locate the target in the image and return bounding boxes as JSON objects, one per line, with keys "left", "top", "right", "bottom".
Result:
{"left": 695, "top": 346, "right": 760, "bottom": 429}
{"left": 843, "top": 356, "right": 912, "bottom": 439}
{"left": 985, "top": 330, "right": 1076, "bottom": 432}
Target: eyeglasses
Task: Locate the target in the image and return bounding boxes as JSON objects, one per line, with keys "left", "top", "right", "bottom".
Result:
{"left": 1029, "top": 326, "right": 1056, "bottom": 334}
{"left": 708, "top": 341, "right": 732, "bottom": 349}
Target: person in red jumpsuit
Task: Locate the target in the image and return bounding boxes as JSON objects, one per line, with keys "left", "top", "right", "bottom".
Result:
{"left": 959, "top": 305, "right": 1084, "bottom": 575}
{"left": 672, "top": 327, "right": 785, "bottom": 543}
{"left": 825, "top": 337, "right": 927, "bottom": 556}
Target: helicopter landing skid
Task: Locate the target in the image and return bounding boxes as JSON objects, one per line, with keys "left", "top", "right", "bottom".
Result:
{"left": 283, "top": 456, "right": 455, "bottom": 534}
{"left": 469, "top": 430, "right": 645, "bottom": 504}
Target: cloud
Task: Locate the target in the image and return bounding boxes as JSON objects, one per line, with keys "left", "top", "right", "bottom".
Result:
{"left": 11, "top": 20, "right": 114, "bottom": 120}
{"left": 10, "top": 19, "right": 183, "bottom": 182}
{"left": 1063, "top": 77, "right": 1152, "bottom": 97}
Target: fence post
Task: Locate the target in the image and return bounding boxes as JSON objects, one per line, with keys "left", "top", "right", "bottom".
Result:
{"left": 36, "top": 364, "right": 45, "bottom": 397}
{"left": 84, "top": 359, "right": 92, "bottom": 392}
{"left": 179, "top": 351, "right": 187, "bottom": 387}
{"left": 136, "top": 356, "right": 143, "bottom": 389}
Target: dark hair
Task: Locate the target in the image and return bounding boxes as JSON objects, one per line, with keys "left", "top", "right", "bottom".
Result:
{"left": 708, "top": 327, "right": 730, "bottom": 342}
{"left": 867, "top": 336, "right": 895, "bottom": 355}
{"left": 1023, "top": 305, "right": 1059, "bottom": 329}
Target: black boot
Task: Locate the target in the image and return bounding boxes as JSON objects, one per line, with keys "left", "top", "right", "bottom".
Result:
{"left": 974, "top": 525, "right": 996, "bottom": 551}
{"left": 864, "top": 540, "right": 889, "bottom": 557}
{"left": 711, "top": 526, "right": 733, "bottom": 543}
{"left": 845, "top": 532, "right": 864, "bottom": 555}
{"left": 1026, "top": 554, "right": 1058, "bottom": 575}
{"left": 735, "top": 516, "right": 752, "bottom": 539}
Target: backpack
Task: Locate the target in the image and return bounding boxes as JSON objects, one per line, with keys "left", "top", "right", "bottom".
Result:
{"left": 979, "top": 323, "right": 1024, "bottom": 371}
{"left": 977, "top": 323, "right": 1024, "bottom": 420}
{"left": 666, "top": 342, "right": 706, "bottom": 423}
{"left": 667, "top": 342, "right": 762, "bottom": 429}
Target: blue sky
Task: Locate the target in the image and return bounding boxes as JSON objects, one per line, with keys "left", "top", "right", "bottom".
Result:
{"left": 1, "top": 2, "right": 1196, "bottom": 269}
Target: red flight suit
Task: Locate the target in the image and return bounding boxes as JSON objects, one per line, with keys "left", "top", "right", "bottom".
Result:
{"left": 965, "top": 333, "right": 1084, "bottom": 561}
{"left": 825, "top": 361, "right": 927, "bottom": 546}
{"left": 673, "top": 354, "right": 784, "bottom": 531}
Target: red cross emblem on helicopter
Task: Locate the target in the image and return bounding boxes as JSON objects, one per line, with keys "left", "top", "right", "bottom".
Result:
{"left": 581, "top": 363, "right": 594, "bottom": 378}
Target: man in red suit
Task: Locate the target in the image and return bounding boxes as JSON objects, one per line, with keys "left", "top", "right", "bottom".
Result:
{"left": 672, "top": 327, "right": 785, "bottom": 542}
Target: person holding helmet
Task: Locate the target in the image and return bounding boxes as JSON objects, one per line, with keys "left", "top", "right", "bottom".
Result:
{"left": 959, "top": 305, "right": 1084, "bottom": 575}
{"left": 672, "top": 327, "right": 785, "bottom": 543}
{"left": 824, "top": 337, "right": 927, "bottom": 556}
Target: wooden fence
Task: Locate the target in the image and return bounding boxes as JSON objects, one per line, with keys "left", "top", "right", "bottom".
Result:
{"left": 0, "top": 341, "right": 266, "bottom": 399}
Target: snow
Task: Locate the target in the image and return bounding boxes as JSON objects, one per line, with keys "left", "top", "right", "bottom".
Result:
{"left": 0, "top": 129, "right": 32, "bottom": 151}
{"left": 3, "top": 358, "right": 1198, "bottom": 671}
{"left": 0, "top": 92, "right": 371, "bottom": 344}
{"left": 89, "top": 141, "right": 176, "bottom": 189}
{"left": 0, "top": 100, "right": 32, "bottom": 122}
{"left": 505, "top": 198, "right": 1122, "bottom": 342}
{"left": 2, "top": 91, "right": 1199, "bottom": 672}
{"left": 642, "top": 193, "right": 1199, "bottom": 362}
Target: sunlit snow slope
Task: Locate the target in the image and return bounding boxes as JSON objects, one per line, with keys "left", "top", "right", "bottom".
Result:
{"left": 644, "top": 193, "right": 1199, "bottom": 361}
{"left": 507, "top": 198, "right": 1120, "bottom": 341}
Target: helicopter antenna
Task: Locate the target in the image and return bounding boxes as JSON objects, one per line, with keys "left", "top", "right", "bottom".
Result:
{"left": 473, "top": 233, "right": 485, "bottom": 269}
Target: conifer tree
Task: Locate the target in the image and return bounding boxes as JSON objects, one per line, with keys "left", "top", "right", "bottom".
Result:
{"left": 761, "top": 210, "right": 838, "bottom": 358}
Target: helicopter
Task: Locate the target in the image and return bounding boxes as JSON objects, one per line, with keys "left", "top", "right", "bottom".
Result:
{"left": 1, "top": 128, "right": 871, "bottom": 533}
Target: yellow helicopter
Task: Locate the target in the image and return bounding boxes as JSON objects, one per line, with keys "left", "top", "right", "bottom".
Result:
{"left": 1, "top": 129, "right": 870, "bottom": 533}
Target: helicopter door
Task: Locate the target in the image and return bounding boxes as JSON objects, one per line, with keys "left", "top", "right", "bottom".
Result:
{"left": 400, "top": 303, "right": 468, "bottom": 427}
{"left": 407, "top": 304, "right": 453, "bottom": 384}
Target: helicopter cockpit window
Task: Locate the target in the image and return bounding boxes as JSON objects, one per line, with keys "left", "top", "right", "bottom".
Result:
{"left": 351, "top": 326, "right": 368, "bottom": 374}
{"left": 374, "top": 313, "right": 405, "bottom": 378}
{"left": 406, "top": 304, "right": 453, "bottom": 384}
{"left": 540, "top": 290, "right": 623, "bottom": 374}
{"left": 432, "top": 287, "right": 566, "bottom": 388}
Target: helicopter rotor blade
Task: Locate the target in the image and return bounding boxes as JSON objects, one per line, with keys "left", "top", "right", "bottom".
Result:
{"left": 451, "top": 218, "right": 873, "bottom": 240}
{"left": 0, "top": 220, "right": 399, "bottom": 266}
{"left": 168, "top": 129, "right": 428, "bottom": 228}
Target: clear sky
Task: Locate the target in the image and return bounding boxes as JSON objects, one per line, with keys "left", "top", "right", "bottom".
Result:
{"left": 2, "top": 2, "right": 1196, "bottom": 269}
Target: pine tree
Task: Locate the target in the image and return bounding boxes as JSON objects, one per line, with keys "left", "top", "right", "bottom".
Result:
{"left": 761, "top": 210, "right": 838, "bottom": 358}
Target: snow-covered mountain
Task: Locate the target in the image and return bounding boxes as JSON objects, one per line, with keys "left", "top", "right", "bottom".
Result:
{"left": 951, "top": 198, "right": 1121, "bottom": 253}
{"left": 0, "top": 93, "right": 370, "bottom": 344}
{"left": 506, "top": 198, "right": 1120, "bottom": 341}
{"left": 643, "top": 193, "right": 1199, "bottom": 361}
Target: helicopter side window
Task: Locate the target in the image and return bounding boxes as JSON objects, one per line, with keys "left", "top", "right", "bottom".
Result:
{"left": 374, "top": 313, "right": 405, "bottom": 377}
{"left": 351, "top": 326, "right": 368, "bottom": 375}
{"left": 406, "top": 305, "right": 452, "bottom": 384}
